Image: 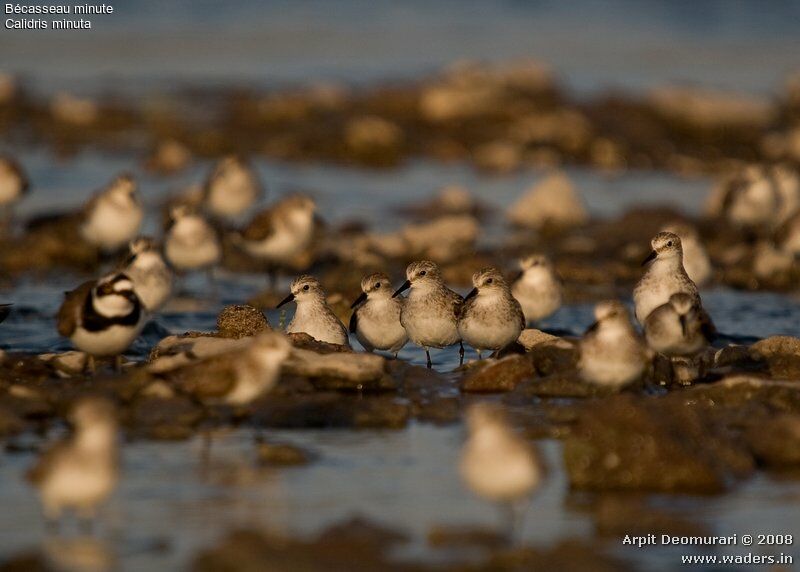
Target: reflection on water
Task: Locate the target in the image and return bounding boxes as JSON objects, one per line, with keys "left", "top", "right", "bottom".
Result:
{"left": 2, "top": 426, "right": 799, "bottom": 569}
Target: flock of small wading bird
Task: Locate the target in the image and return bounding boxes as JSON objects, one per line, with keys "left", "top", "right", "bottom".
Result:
{"left": 0, "top": 152, "right": 797, "bottom": 540}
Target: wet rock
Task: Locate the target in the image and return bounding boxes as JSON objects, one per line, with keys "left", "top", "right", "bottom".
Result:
{"left": 254, "top": 393, "right": 410, "bottom": 429}
{"left": 749, "top": 336, "right": 800, "bottom": 378}
{"left": 50, "top": 92, "right": 99, "bottom": 126}
{"left": 216, "top": 305, "right": 270, "bottom": 339}
{"left": 149, "top": 334, "right": 251, "bottom": 371}
{"left": 744, "top": 413, "right": 800, "bottom": 467}
{"left": 390, "top": 361, "right": 459, "bottom": 423}
{"left": 2, "top": 215, "right": 97, "bottom": 274}
{"left": 648, "top": 86, "right": 775, "bottom": 130}
{"left": 461, "top": 355, "right": 535, "bottom": 393}
{"left": 0, "top": 405, "right": 23, "bottom": 436}
{"left": 284, "top": 348, "right": 393, "bottom": 391}
{"left": 517, "top": 329, "right": 570, "bottom": 351}
{"left": 563, "top": 394, "right": 754, "bottom": 493}
{"left": 592, "top": 494, "right": 708, "bottom": 538}
{"left": 475, "top": 539, "right": 630, "bottom": 572}
{"left": 506, "top": 172, "right": 588, "bottom": 229}
{"left": 287, "top": 332, "right": 352, "bottom": 354}
{"left": 256, "top": 441, "right": 313, "bottom": 466}
{"left": 37, "top": 351, "right": 89, "bottom": 377}
{"left": 128, "top": 396, "right": 204, "bottom": 440}
{"left": 427, "top": 524, "right": 506, "bottom": 550}
{"left": 401, "top": 214, "right": 480, "bottom": 263}
{"left": 528, "top": 339, "right": 579, "bottom": 378}
{"left": 515, "top": 373, "right": 609, "bottom": 399}
{"left": 344, "top": 116, "right": 404, "bottom": 166}
{"left": 193, "top": 517, "right": 409, "bottom": 572}
{"left": 686, "top": 375, "right": 800, "bottom": 414}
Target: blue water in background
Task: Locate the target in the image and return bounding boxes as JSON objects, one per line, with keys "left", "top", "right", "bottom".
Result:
{"left": 1, "top": 0, "right": 798, "bottom": 94}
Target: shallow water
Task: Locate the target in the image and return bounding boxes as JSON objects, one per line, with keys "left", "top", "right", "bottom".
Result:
{"left": 2, "top": 81, "right": 800, "bottom": 570}
{"left": 1, "top": 425, "right": 798, "bottom": 570}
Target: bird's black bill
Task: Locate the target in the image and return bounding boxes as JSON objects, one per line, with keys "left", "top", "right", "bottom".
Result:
{"left": 509, "top": 271, "right": 523, "bottom": 283}
{"left": 680, "top": 315, "right": 688, "bottom": 337}
{"left": 585, "top": 320, "right": 600, "bottom": 335}
{"left": 276, "top": 293, "right": 295, "bottom": 308}
{"left": 464, "top": 287, "right": 478, "bottom": 301}
{"left": 392, "top": 280, "right": 411, "bottom": 298}
{"left": 350, "top": 292, "right": 367, "bottom": 309}
{"left": 641, "top": 250, "right": 657, "bottom": 266}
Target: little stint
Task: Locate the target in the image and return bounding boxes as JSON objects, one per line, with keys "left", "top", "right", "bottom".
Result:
{"left": 203, "top": 155, "right": 263, "bottom": 221}
{"left": 661, "top": 222, "right": 712, "bottom": 287}
{"left": 578, "top": 300, "right": 651, "bottom": 390}
{"left": 349, "top": 272, "right": 407, "bottom": 357}
{"left": 0, "top": 155, "right": 29, "bottom": 223}
{"left": 27, "top": 397, "right": 118, "bottom": 529}
{"left": 164, "top": 205, "right": 222, "bottom": 276}
{"left": 278, "top": 275, "right": 349, "bottom": 346}
{"left": 644, "top": 292, "right": 715, "bottom": 383}
{"left": 393, "top": 260, "right": 463, "bottom": 368}
{"left": 123, "top": 237, "right": 172, "bottom": 313}
{"left": 460, "top": 403, "right": 544, "bottom": 541}
{"left": 458, "top": 267, "right": 524, "bottom": 358}
{"left": 80, "top": 173, "right": 143, "bottom": 253}
{"left": 237, "top": 194, "right": 317, "bottom": 288}
{"left": 166, "top": 331, "right": 292, "bottom": 406}
{"left": 510, "top": 253, "right": 562, "bottom": 324}
{"left": 633, "top": 232, "right": 702, "bottom": 323}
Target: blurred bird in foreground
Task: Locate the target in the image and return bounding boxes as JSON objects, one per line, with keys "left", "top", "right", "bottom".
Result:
{"left": 578, "top": 300, "right": 651, "bottom": 390}
{"left": 27, "top": 397, "right": 118, "bottom": 532}
{"left": 460, "top": 403, "right": 544, "bottom": 543}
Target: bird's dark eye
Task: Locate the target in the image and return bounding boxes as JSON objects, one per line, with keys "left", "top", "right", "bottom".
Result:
{"left": 303, "top": 285, "right": 309, "bottom": 291}
{"left": 667, "top": 241, "right": 673, "bottom": 247}
{"left": 486, "top": 278, "right": 493, "bottom": 284}
{"left": 375, "top": 282, "right": 381, "bottom": 289}
{"left": 419, "top": 270, "right": 426, "bottom": 276}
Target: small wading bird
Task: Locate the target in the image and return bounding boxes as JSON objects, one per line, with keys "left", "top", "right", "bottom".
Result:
{"left": 644, "top": 292, "right": 716, "bottom": 383}
{"left": 203, "top": 155, "right": 264, "bottom": 222}
{"left": 458, "top": 267, "right": 524, "bottom": 359}
{"left": 57, "top": 273, "right": 146, "bottom": 373}
{"left": 27, "top": 397, "right": 118, "bottom": 532}
{"left": 0, "top": 155, "right": 29, "bottom": 228}
{"left": 393, "top": 260, "right": 464, "bottom": 368}
{"left": 122, "top": 237, "right": 173, "bottom": 313}
{"left": 278, "top": 275, "right": 349, "bottom": 346}
{"left": 160, "top": 331, "right": 292, "bottom": 407}
{"left": 460, "top": 403, "right": 544, "bottom": 543}
{"left": 236, "top": 194, "right": 317, "bottom": 289}
{"left": 510, "top": 254, "right": 562, "bottom": 325}
{"left": 80, "top": 173, "right": 143, "bottom": 253}
{"left": 578, "top": 300, "right": 651, "bottom": 390}
{"left": 349, "top": 272, "right": 407, "bottom": 357}
{"left": 164, "top": 204, "right": 222, "bottom": 285}
{"left": 633, "top": 232, "right": 704, "bottom": 324}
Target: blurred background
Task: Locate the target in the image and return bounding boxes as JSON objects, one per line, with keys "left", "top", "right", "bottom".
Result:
{"left": 2, "top": 0, "right": 799, "bottom": 94}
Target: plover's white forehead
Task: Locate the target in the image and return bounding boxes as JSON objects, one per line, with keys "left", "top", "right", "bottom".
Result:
{"left": 98, "top": 273, "right": 135, "bottom": 294}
